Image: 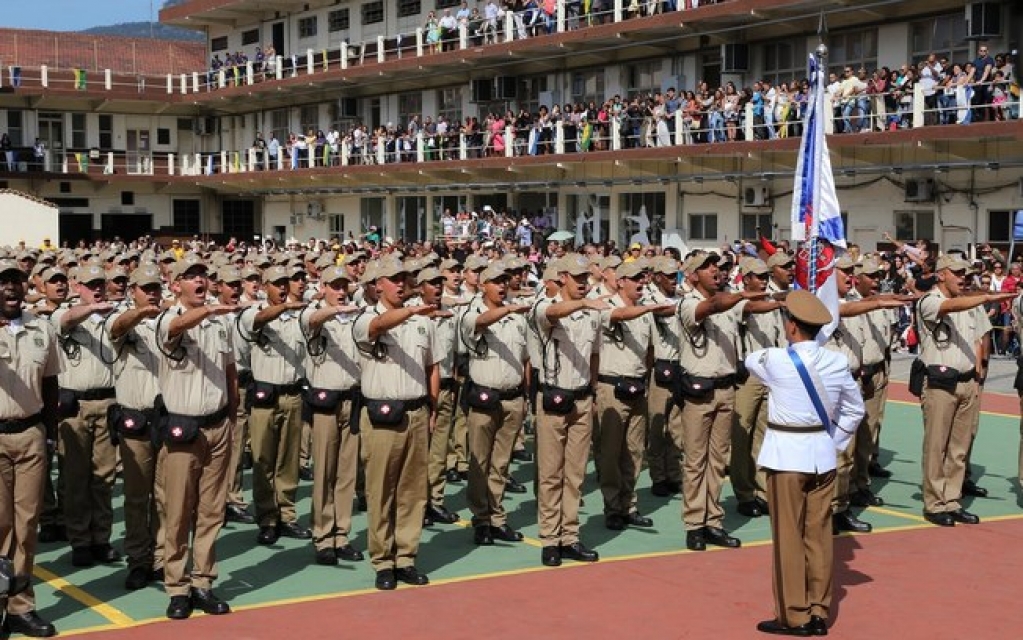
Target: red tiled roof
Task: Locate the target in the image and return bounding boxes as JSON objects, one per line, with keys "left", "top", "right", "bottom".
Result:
{"left": 0, "top": 28, "right": 206, "bottom": 76}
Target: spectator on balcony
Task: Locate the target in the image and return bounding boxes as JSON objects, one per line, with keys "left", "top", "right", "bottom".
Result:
{"left": 456, "top": 1, "right": 471, "bottom": 21}
{"left": 918, "top": 54, "right": 942, "bottom": 126}
{"left": 838, "top": 66, "right": 868, "bottom": 133}
{"left": 291, "top": 132, "right": 307, "bottom": 169}
{"left": 563, "top": 102, "right": 579, "bottom": 152}
{"left": 484, "top": 0, "right": 502, "bottom": 42}
{"left": 971, "top": 44, "right": 995, "bottom": 123}
{"left": 425, "top": 11, "right": 442, "bottom": 53}
{"left": 654, "top": 94, "right": 672, "bottom": 146}
{"left": 467, "top": 7, "right": 485, "bottom": 46}
{"left": 422, "top": 116, "right": 438, "bottom": 159}
{"left": 665, "top": 87, "right": 681, "bottom": 138}
{"left": 327, "top": 128, "right": 341, "bottom": 166}
{"left": 489, "top": 112, "right": 506, "bottom": 156}
{"left": 264, "top": 44, "right": 277, "bottom": 77}
{"left": 513, "top": 109, "right": 531, "bottom": 156}
{"left": 254, "top": 47, "right": 266, "bottom": 76}
{"left": 439, "top": 9, "right": 459, "bottom": 51}
{"left": 267, "top": 133, "right": 280, "bottom": 169}
{"left": 0, "top": 133, "right": 13, "bottom": 172}
{"left": 894, "top": 66, "right": 916, "bottom": 129}
{"left": 253, "top": 132, "right": 267, "bottom": 170}
{"left": 991, "top": 70, "right": 1009, "bottom": 121}
{"left": 32, "top": 138, "right": 46, "bottom": 172}
{"left": 681, "top": 90, "right": 700, "bottom": 144}
{"left": 762, "top": 79, "right": 778, "bottom": 139}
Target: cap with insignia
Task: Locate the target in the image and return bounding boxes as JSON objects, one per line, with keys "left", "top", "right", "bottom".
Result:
{"left": 681, "top": 251, "right": 720, "bottom": 273}
{"left": 360, "top": 261, "right": 379, "bottom": 285}
{"left": 935, "top": 254, "right": 971, "bottom": 272}
{"left": 416, "top": 267, "right": 444, "bottom": 285}
{"left": 159, "top": 251, "right": 178, "bottom": 264}
{"left": 321, "top": 266, "right": 350, "bottom": 284}
{"left": 739, "top": 257, "right": 769, "bottom": 276}
{"left": 129, "top": 265, "right": 162, "bottom": 287}
{"left": 616, "top": 260, "right": 648, "bottom": 279}
{"left": 262, "top": 265, "right": 290, "bottom": 284}
{"left": 439, "top": 258, "right": 461, "bottom": 272}
{"left": 600, "top": 255, "right": 623, "bottom": 271}
{"left": 374, "top": 257, "right": 407, "bottom": 280}
{"left": 766, "top": 252, "right": 795, "bottom": 268}
{"left": 786, "top": 290, "right": 833, "bottom": 326}
{"left": 853, "top": 258, "right": 881, "bottom": 276}
{"left": 217, "top": 265, "right": 243, "bottom": 284}
{"left": 41, "top": 266, "right": 68, "bottom": 282}
{"left": 480, "top": 265, "right": 508, "bottom": 283}
{"left": 555, "top": 254, "right": 591, "bottom": 276}
{"left": 241, "top": 266, "right": 262, "bottom": 280}
{"left": 464, "top": 255, "right": 489, "bottom": 271}
{"left": 106, "top": 267, "right": 129, "bottom": 281}
{"left": 74, "top": 264, "right": 107, "bottom": 284}
{"left": 252, "top": 254, "right": 273, "bottom": 268}
{"left": 0, "top": 259, "right": 25, "bottom": 278}
{"left": 168, "top": 257, "right": 208, "bottom": 281}
{"left": 835, "top": 256, "right": 856, "bottom": 271}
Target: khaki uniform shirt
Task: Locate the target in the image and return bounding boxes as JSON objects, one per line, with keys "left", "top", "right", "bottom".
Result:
{"left": 353, "top": 302, "right": 439, "bottom": 400}
{"left": 300, "top": 302, "right": 361, "bottom": 391}
{"left": 239, "top": 303, "right": 306, "bottom": 385}
{"left": 51, "top": 306, "right": 116, "bottom": 391}
{"left": 917, "top": 288, "right": 977, "bottom": 371}
{"left": 432, "top": 306, "right": 457, "bottom": 380}
{"left": 825, "top": 298, "right": 864, "bottom": 372}
{"left": 156, "top": 303, "right": 235, "bottom": 416}
{"left": 462, "top": 303, "right": 528, "bottom": 390}
{"left": 846, "top": 290, "right": 892, "bottom": 366}
{"left": 525, "top": 295, "right": 547, "bottom": 374}
{"left": 647, "top": 288, "right": 682, "bottom": 362}
{"left": 533, "top": 294, "right": 601, "bottom": 388}
{"left": 0, "top": 312, "right": 62, "bottom": 419}
{"left": 598, "top": 294, "right": 652, "bottom": 378}
{"left": 678, "top": 289, "right": 745, "bottom": 378}
{"left": 111, "top": 311, "right": 160, "bottom": 411}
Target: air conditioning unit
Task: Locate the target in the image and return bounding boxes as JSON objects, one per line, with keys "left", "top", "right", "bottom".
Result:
{"left": 306, "top": 201, "right": 324, "bottom": 219}
{"left": 743, "top": 185, "right": 770, "bottom": 208}
{"left": 721, "top": 44, "right": 749, "bottom": 73}
{"left": 905, "top": 178, "right": 934, "bottom": 202}
{"left": 966, "top": 2, "right": 1001, "bottom": 40}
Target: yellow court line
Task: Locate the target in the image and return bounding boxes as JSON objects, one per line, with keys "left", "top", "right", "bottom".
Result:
{"left": 33, "top": 565, "right": 134, "bottom": 627}
{"left": 866, "top": 505, "right": 929, "bottom": 523}
{"left": 888, "top": 398, "right": 1020, "bottom": 421}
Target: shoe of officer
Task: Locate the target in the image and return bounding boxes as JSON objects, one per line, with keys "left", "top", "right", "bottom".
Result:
{"left": 4, "top": 611, "right": 56, "bottom": 637}
{"left": 809, "top": 615, "right": 828, "bottom": 636}
{"left": 703, "top": 526, "right": 741, "bottom": 548}
{"left": 375, "top": 569, "right": 397, "bottom": 590}
{"left": 737, "top": 501, "right": 764, "bottom": 517}
{"left": 191, "top": 587, "right": 231, "bottom": 615}
{"left": 605, "top": 514, "right": 627, "bottom": 531}
{"left": 832, "top": 511, "right": 872, "bottom": 534}
{"left": 849, "top": 488, "right": 884, "bottom": 507}
{"left": 949, "top": 508, "right": 980, "bottom": 525}
{"left": 651, "top": 480, "right": 681, "bottom": 497}
{"left": 962, "top": 479, "right": 989, "bottom": 498}
{"left": 151, "top": 567, "right": 164, "bottom": 582}
{"left": 70, "top": 546, "right": 95, "bottom": 567}
{"left": 356, "top": 495, "right": 367, "bottom": 512}
{"left": 37, "top": 524, "right": 67, "bottom": 544}
{"left": 166, "top": 595, "right": 193, "bottom": 620}
{"left": 426, "top": 504, "right": 460, "bottom": 525}
{"left": 225, "top": 504, "right": 256, "bottom": 524}
{"left": 395, "top": 566, "right": 429, "bottom": 586}
{"left": 754, "top": 496, "right": 770, "bottom": 515}
{"left": 867, "top": 461, "right": 892, "bottom": 479}
{"left": 504, "top": 475, "right": 527, "bottom": 494}
{"left": 473, "top": 525, "right": 494, "bottom": 546}
{"left": 242, "top": 450, "right": 254, "bottom": 470}
{"left": 299, "top": 466, "right": 314, "bottom": 482}
{"left": 686, "top": 529, "right": 707, "bottom": 552}
{"left": 445, "top": 468, "right": 463, "bottom": 484}
{"left": 336, "top": 544, "right": 364, "bottom": 562}
{"left": 923, "top": 511, "right": 955, "bottom": 527}
{"left": 91, "top": 543, "right": 122, "bottom": 564}
{"left": 755, "top": 618, "right": 813, "bottom": 637}
{"left": 625, "top": 512, "right": 653, "bottom": 527}
{"left": 277, "top": 521, "right": 312, "bottom": 539}
{"left": 490, "top": 524, "right": 523, "bottom": 542}
{"left": 541, "top": 546, "right": 561, "bottom": 567}
{"left": 125, "top": 565, "right": 152, "bottom": 591}
{"left": 256, "top": 525, "right": 280, "bottom": 545}
{"left": 511, "top": 449, "right": 534, "bottom": 463}
{"left": 559, "top": 541, "right": 598, "bottom": 562}
{"left": 315, "top": 548, "right": 338, "bottom": 566}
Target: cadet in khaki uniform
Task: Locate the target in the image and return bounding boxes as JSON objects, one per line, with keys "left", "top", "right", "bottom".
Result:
{"left": 731, "top": 257, "right": 783, "bottom": 518}
{"left": 108, "top": 265, "right": 164, "bottom": 590}
{"left": 646, "top": 257, "right": 684, "bottom": 498}
{"left": 418, "top": 267, "right": 461, "bottom": 525}
{"left": 353, "top": 257, "right": 439, "bottom": 591}
{"left": 448, "top": 255, "right": 488, "bottom": 482}
{"left": 36, "top": 267, "right": 68, "bottom": 544}
{"left": 747, "top": 291, "right": 864, "bottom": 637}
{"left": 461, "top": 265, "right": 530, "bottom": 546}
{"left": 220, "top": 266, "right": 256, "bottom": 525}
{"left": 595, "top": 260, "right": 669, "bottom": 530}
{"left": 0, "top": 260, "right": 61, "bottom": 638}
{"left": 300, "top": 265, "right": 365, "bottom": 566}
{"left": 155, "top": 259, "right": 237, "bottom": 620}
{"left": 50, "top": 263, "right": 121, "bottom": 567}
{"left": 677, "top": 252, "right": 768, "bottom": 551}
{"left": 239, "top": 265, "right": 311, "bottom": 544}
{"left": 916, "top": 254, "right": 1015, "bottom": 526}
{"left": 533, "top": 254, "right": 608, "bottom": 567}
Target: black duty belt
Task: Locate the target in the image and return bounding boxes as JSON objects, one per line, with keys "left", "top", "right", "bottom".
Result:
{"left": 77, "top": 388, "right": 116, "bottom": 401}
{"left": 196, "top": 405, "right": 231, "bottom": 429}
{"left": 403, "top": 396, "right": 430, "bottom": 412}
{"left": 540, "top": 384, "right": 593, "bottom": 397}
{"left": 0, "top": 413, "right": 42, "bottom": 434}
{"left": 597, "top": 374, "right": 646, "bottom": 387}
{"left": 861, "top": 362, "right": 886, "bottom": 378}
{"left": 768, "top": 422, "right": 826, "bottom": 433}
{"left": 273, "top": 381, "right": 305, "bottom": 396}
{"left": 238, "top": 370, "right": 254, "bottom": 386}
{"left": 468, "top": 379, "right": 523, "bottom": 400}
{"left": 711, "top": 374, "right": 737, "bottom": 389}
{"left": 440, "top": 378, "right": 458, "bottom": 391}
{"left": 957, "top": 370, "right": 977, "bottom": 382}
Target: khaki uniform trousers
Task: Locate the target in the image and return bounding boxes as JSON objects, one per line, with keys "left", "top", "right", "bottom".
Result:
{"left": 446, "top": 375, "right": 469, "bottom": 474}
{"left": 646, "top": 375, "right": 682, "bottom": 486}
{"left": 595, "top": 382, "right": 646, "bottom": 518}
{"left": 226, "top": 384, "right": 249, "bottom": 508}
{"left": 467, "top": 397, "right": 525, "bottom": 527}
{"left": 920, "top": 379, "right": 978, "bottom": 514}
{"left": 0, "top": 424, "right": 47, "bottom": 615}
{"left": 249, "top": 391, "right": 303, "bottom": 527}
{"left": 119, "top": 435, "right": 159, "bottom": 571}
{"left": 159, "top": 417, "right": 231, "bottom": 598}
{"left": 831, "top": 434, "right": 855, "bottom": 515}
{"left": 362, "top": 405, "right": 429, "bottom": 571}
{"left": 310, "top": 400, "right": 359, "bottom": 551}
{"left": 853, "top": 369, "right": 888, "bottom": 492}
{"left": 766, "top": 468, "right": 836, "bottom": 628}
{"left": 300, "top": 420, "right": 312, "bottom": 472}
{"left": 680, "top": 387, "right": 734, "bottom": 531}
{"left": 59, "top": 398, "right": 116, "bottom": 548}
{"left": 731, "top": 377, "right": 769, "bottom": 504}
{"left": 39, "top": 454, "right": 62, "bottom": 530}
{"left": 536, "top": 394, "right": 593, "bottom": 547}
{"left": 427, "top": 387, "right": 456, "bottom": 508}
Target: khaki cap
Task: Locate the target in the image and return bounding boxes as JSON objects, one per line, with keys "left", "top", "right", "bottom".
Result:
{"left": 217, "top": 266, "right": 243, "bottom": 284}
{"left": 786, "top": 290, "right": 833, "bottom": 326}
{"left": 106, "top": 267, "right": 129, "bottom": 281}
{"left": 503, "top": 256, "right": 527, "bottom": 271}
{"left": 129, "top": 265, "right": 162, "bottom": 287}
{"left": 682, "top": 251, "right": 719, "bottom": 273}
{"left": 252, "top": 254, "right": 273, "bottom": 268}
{"left": 480, "top": 265, "right": 508, "bottom": 283}
{"left": 0, "top": 259, "right": 24, "bottom": 277}
{"left": 600, "top": 255, "right": 623, "bottom": 271}
{"left": 542, "top": 265, "right": 559, "bottom": 282}
{"left": 374, "top": 257, "right": 407, "bottom": 280}
{"left": 168, "top": 257, "right": 208, "bottom": 281}
{"left": 739, "top": 257, "right": 769, "bottom": 276}
{"left": 464, "top": 255, "right": 489, "bottom": 271}
{"left": 616, "top": 260, "right": 648, "bottom": 279}
{"left": 262, "top": 265, "right": 290, "bottom": 284}
{"left": 159, "top": 251, "right": 178, "bottom": 264}
{"left": 766, "top": 252, "right": 795, "bottom": 268}
{"left": 360, "top": 261, "right": 378, "bottom": 285}
{"left": 555, "top": 254, "right": 590, "bottom": 276}
{"left": 416, "top": 267, "right": 444, "bottom": 285}
{"left": 440, "top": 258, "right": 461, "bottom": 271}
{"left": 74, "top": 264, "right": 107, "bottom": 284}
{"left": 241, "top": 266, "right": 262, "bottom": 280}
{"left": 854, "top": 258, "right": 882, "bottom": 276}
{"left": 835, "top": 256, "right": 856, "bottom": 271}
{"left": 320, "top": 266, "right": 350, "bottom": 283}
{"left": 41, "top": 266, "right": 68, "bottom": 282}
{"left": 652, "top": 257, "right": 680, "bottom": 276}
{"left": 936, "top": 254, "right": 971, "bottom": 272}
{"left": 314, "top": 253, "right": 337, "bottom": 270}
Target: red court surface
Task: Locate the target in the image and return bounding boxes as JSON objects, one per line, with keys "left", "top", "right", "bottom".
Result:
{"left": 71, "top": 516, "right": 1023, "bottom": 640}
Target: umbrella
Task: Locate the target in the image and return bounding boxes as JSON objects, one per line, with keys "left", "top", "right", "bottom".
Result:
{"left": 547, "top": 230, "right": 575, "bottom": 242}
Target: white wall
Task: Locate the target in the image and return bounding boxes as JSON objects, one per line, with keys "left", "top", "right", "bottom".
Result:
{"left": 0, "top": 192, "right": 59, "bottom": 247}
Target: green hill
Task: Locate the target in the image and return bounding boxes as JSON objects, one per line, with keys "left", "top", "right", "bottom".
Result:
{"left": 80, "top": 0, "right": 203, "bottom": 42}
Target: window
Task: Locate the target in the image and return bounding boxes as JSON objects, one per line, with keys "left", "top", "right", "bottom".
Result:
{"left": 436, "top": 0, "right": 460, "bottom": 8}
{"left": 329, "top": 214, "right": 344, "bottom": 237}
{"left": 619, "top": 192, "right": 665, "bottom": 246}
{"left": 211, "top": 36, "right": 228, "bottom": 52}
{"left": 298, "top": 16, "right": 317, "bottom": 39}
{"left": 361, "top": 198, "right": 385, "bottom": 237}
{"left": 173, "top": 200, "right": 201, "bottom": 234}
{"left": 397, "top": 0, "right": 421, "bottom": 18}
{"left": 436, "top": 87, "right": 463, "bottom": 129}
{"left": 910, "top": 14, "right": 969, "bottom": 66}
{"left": 761, "top": 41, "right": 805, "bottom": 87}
{"left": 516, "top": 76, "right": 548, "bottom": 115}
{"left": 6, "top": 111, "right": 23, "bottom": 146}
{"left": 300, "top": 105, "right": 320, "bottom": 136}
{"left": 362, "top": 1, "right": 384, "bottom": 26}
{"left": 894, "top": 210, "right": 935, "bottom": 242}
{"left": 398, "top": 92, "right": 422, "bottom": 130}
{"left": 624, "top": 62, "right": 661, "bottom": 99}
{"left": 988, "top": 210, "right": 1016, "bottom": 242}
{"left": 828, "top": 28, "right": 877, "bottom": 75}
{"left": 157, "top": 128, "right": 171, "bottom": 146}
{"left": 689, "top": 213, "right": 718, "bottom": 241}
{"left": 241, "top": 29, "right": 259, "bottom": 46}
{"left": 328, "top": 8, "right": 350, "bottom": 32}
{"left": 121, "top": 191, "right": 135, "bottom": 206}
{"left": 70, "top": 113, "right": 87, "bottom": 149}
{"left": 270, "top": 109, "right": 290, "bottom": 146}
{"left": 740, "top": 213, "right": 773, "bottom": 241}
{"left": 571, "top": 69, "right": 606, "bottom": 106}
{"left": 565, "top": 194, "right": 610, "bottom": 244}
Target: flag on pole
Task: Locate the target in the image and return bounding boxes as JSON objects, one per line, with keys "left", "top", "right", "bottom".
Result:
{"left": 73, "top": 68, "right": 87, "bottom": 90}
{"left": 791, "top": 51, "right": 846, "bottom": 342}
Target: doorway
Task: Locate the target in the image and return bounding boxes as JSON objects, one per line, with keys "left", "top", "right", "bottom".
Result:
{"left": 272, "top": 22, "right": 285, "bottom": 58}
{"left": 102, "top": 213, "right": 153, "bottom": 242}
{"left": 125, "top": 130, "right": 151, "bottom": 175}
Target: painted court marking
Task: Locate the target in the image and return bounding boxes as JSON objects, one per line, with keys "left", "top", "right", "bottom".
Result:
{"left": 33, "top": 565, "right": 134, "bottom": 627}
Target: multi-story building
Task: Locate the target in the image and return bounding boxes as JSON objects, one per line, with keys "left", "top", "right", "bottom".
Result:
{"left": 1, "top": 0, "right": 1021, "bottom": 256}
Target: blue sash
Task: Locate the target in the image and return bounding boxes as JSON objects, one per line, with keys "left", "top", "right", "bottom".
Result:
{"left": 786, "top": 347, "right": 833, "bottom": 436}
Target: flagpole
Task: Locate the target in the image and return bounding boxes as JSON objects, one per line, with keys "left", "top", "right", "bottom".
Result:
{"left": 808, "top": 42, "right": 827, "bottom": 295}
